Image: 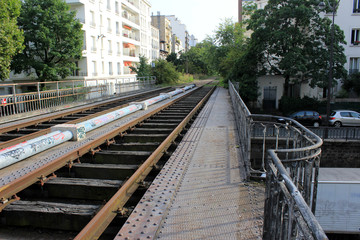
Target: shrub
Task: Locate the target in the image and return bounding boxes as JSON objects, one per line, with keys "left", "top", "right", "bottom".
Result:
{"left": 151, "top": 59, "right": 180, "bottom": 85}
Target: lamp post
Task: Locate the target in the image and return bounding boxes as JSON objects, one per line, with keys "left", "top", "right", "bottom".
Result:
{"left": 319, "top": 0, "right": 340, "bottom": 126}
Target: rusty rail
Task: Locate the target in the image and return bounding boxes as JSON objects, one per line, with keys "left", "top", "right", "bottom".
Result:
{"left": 74, "top": 86, "right": 216, "bottom": 239}
{"left": 0, "top": 86, "right": 212, "bottom": 225}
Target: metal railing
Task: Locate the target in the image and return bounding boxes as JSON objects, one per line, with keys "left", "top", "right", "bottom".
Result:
{"left": 0, "top": 76, "right": 156, "bottom": 117}
{"left": 309, "top": 126, "right": 360, "bottom": 140}
{"left": 229, "top": 81, "right": 328, "bottom": 240}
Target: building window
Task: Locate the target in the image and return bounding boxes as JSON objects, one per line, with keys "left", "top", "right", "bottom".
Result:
{"left": 109, "top": 62, "right": 113, "bottom": 75}
{"left": 354, "top": 0, "right": 360, "bottom": 13}
{"left": 102, "top": 61, "right": 105, "bottom": 74}
{"left": 351, "top": 29, "right": 360, "bottom": 45}
{"left": 117, "top": 42, "right": 121, "bottom": 55}
{"left": 90, "top": 11, "right": 96, "bottom": 27}
{"left": 107, "top": 0, "right": 111, "bottom": 10}
{"left": 117, "top": 62, "right": 121, "bottom": 75}
{"left": 91, "top": 36, "right": 96, "bottom": 52}
{"left": 349, "top": 57, "right": 360, "bottom": 74}
{"left": 107, "top": 18, "right": 111, "bottom": 33}
{"left": 115, "top": 1, "right": 119, "bottom": 14}
{"left": 92, "top": 61, "right": 97, "bottom": 76}
{"left": 116, "top": 22, "right": 120, "bottom": 35}
{"left": 108, "top": 40, "right": 112, "bottom": 55}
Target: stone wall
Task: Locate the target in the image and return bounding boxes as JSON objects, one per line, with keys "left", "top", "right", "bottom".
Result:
{"left": 320, "top": 140, "right": 360, "bottom": 168}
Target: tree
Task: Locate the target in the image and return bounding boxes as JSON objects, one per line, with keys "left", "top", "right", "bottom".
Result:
{"left": 0, "top": 0, "right": 24, "bottom": 80}
{"left": 205, "top": 19, "right": 258, "bottom": 102}
{"left": 130, "top": 55, "right": 152, "bottom": 77}
{"left": 151, "top": 59, "right": 179, "bottom": 85}
{"left": 12, "top": 0, "right": 83, "bottom": 81}
{"left": 247, "top": 0, "right": 347, "bottom": 96}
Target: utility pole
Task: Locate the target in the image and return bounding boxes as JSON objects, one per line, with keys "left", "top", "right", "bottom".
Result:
{"left": 238, "top": 0, "right": 243, "bottom": 23}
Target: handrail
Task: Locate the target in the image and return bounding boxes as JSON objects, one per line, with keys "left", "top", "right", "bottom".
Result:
{"left": 228, "top": 80, "right": 327, "bottom": 240}
{"left": 0, "top": 76, "right": 156, "bottom": 118}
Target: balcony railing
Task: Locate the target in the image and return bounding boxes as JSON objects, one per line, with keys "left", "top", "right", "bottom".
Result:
{"left": 229, "top": 81, "right": 328, "bottom": 240}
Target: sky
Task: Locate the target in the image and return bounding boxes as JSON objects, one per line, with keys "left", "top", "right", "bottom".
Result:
{"left": 149, "top": 0, "right": 239, "bottom": 42}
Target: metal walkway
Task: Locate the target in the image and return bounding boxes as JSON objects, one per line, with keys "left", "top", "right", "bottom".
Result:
{"left": 117, "top": 87, "right": 264, "bottom": 239}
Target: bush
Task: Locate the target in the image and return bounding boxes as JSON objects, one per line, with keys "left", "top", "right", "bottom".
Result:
{"left": 151, "top": 59, "right": 180, "bottom": 85}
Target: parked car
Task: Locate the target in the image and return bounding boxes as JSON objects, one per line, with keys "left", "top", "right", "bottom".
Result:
{"left": 278, "top": 110, "right": 322, "bottom": 127}
{"left": 329, "top": 110, "right": 360, "bottom": 127}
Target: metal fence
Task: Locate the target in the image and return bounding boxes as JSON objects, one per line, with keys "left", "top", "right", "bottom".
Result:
{"left": 0, "top": 76, "right": 156, "bottom": 117}
{"left": 228, "top": 81, "right": 328, "bottom": 240}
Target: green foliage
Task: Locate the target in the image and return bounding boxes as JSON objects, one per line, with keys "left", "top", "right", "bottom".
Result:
{"left": 205, "top": 19, "right": 258, "bottom": 102}
{"left": 11, "top": 0, "right": 83, "bottom": 82}
{"left": 151, "top": 59, "right": 180, "bottom": 85}
{"left": 279, "top": 96, "right": 321, "bottom": 115}
{"left": 247, "top": 0, "right": 347, "bottom": 95}
{"left": 342, "top": 72, "right": 360, "bottom": 96}
{"left": 130, "top": 55, "right": 152, "bottom": 77}
{"left": 178, "top": 73, "right": 194, "bottom": 84}
{"left": 0, "top": 0, "right": 24, "bottom": 80}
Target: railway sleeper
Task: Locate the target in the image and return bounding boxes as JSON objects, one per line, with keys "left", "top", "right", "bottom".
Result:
{"left": 14, "top": 128, "right": 40, "bottom": 134}
{"left": 155, "top": 112, "right": 189, "bottom": 116}
{"left": 92, "top": 150, "right": 152, "bottom": 165}
{"left": 129, "top": 127, "right": 173, "bottom": 134}
{"left": 140, "top": 123, "right": 179, "bottom": 129}
{"left": 109, "top": 142, "right": 161, "bottom": 151}
{"left": 119, "top": 134, "right": 168, "bottom": 143}
{"left": 70, "top": 163, "right": 138, "bottom": 180}
{"left": 21, "top": 178, "right": 123, "bottom": 201}
{"left": 0, "top": 133, "right": 26, "bottom": 141}
{"left": 150, "top": 115, "right": 187, "bottom": 120}
{"left": 145, "top": 119, "right": 182, "bottom": 124}
{"left": 1, "top": 200, "right": 100, "bottom": 231}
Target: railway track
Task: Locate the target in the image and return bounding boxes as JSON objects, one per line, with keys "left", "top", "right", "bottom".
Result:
{"left": 0, "top": 84, "right": 215, "bottom": 239}
{"left": 0, "top": 87, "right": 172, "bottom": 149}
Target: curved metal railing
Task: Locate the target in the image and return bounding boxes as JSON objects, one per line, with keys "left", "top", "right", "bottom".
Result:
{"left": 229, "top": 81, "right": 328, "bottom": 240}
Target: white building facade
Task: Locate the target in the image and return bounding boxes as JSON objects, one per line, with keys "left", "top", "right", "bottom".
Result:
{"left": 10, "top": 0, "right": 156, "bottom": 81}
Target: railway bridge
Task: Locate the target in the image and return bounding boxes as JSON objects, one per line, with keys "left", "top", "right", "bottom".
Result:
{"left": 0, "top": 79, "right": 344, "bottom": 239}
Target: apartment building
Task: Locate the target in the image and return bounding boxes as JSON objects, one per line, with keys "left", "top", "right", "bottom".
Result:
{"left": 166, "top": 15, "right": 188, "bottom": 53}
{"left": 9, "top": 0, "right": 157, "bottom": 81}
{"left": 68, "top": 0, "right": 157, "bottom": 78}
{"left": 151, "top": 13, "right": 172, "bottom": 59}
{"left": 151, "top": 25, "right": 160, "bottom": 61}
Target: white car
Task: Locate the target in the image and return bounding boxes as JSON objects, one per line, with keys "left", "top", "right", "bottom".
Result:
{"left": 329, "top": 110, "right": 360, "bottom": 127}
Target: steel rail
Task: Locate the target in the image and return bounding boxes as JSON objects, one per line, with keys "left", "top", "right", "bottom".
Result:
{"left": 74, "top": 85, "right": 216, "bottom": 240}
{"left": 0, "top": 86, "right": 203, "bottom": 210}
{"left": 0, "top": 87, "right": 170, "bottom": 135}
{"left": 0, "top": 88, "right": 171, "bottom": 150}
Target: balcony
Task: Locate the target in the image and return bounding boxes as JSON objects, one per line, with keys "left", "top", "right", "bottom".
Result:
{"left": 121, "top": 10, "right": 140, "bottom": 26}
